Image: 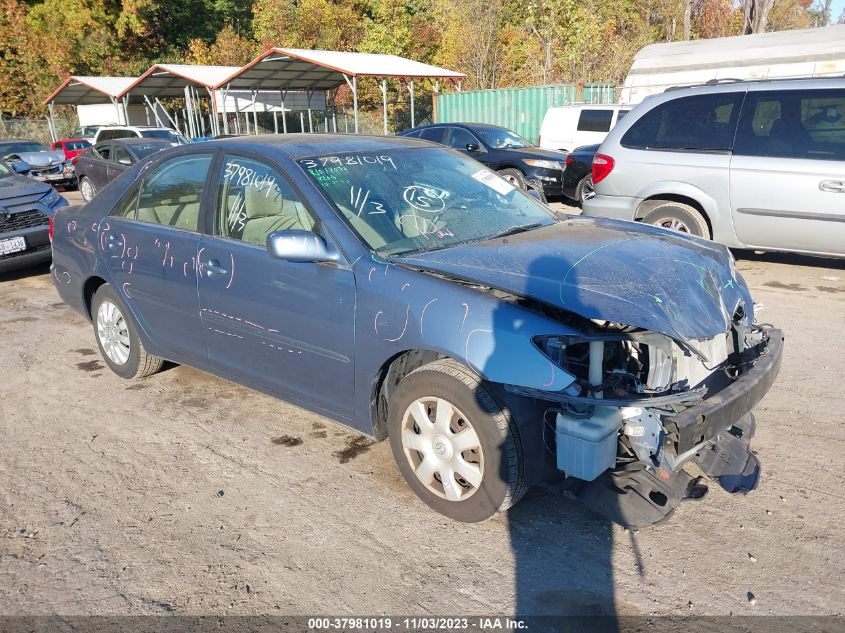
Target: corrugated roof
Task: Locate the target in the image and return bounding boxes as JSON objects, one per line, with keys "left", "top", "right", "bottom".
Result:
{"left": 44, "top": 76, "right": 136, "bottom": 105}
{"left": 217, "top": 48, "right": 466, "bottom": 90}
{"left": 119, "top": 64, "right": 242, "bottom": 98}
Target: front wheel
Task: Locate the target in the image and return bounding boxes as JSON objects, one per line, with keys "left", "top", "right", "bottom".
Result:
{"left": 387, "top": 359, "right": 525, "bottom": 522}
{"left": 496, "top": 168, "right": 526, "bottom": 190}
{"left": 91, "top": 284, "right": 164, "bottom": 379}
{"left": 79, "top": 177, "right": 96, "bottom": 202}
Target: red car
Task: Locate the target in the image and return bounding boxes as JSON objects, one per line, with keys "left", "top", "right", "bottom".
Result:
{"left": 51, "top": 138, "right": 91, "bottom": 161}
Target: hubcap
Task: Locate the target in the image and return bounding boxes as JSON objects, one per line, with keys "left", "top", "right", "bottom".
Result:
{"left": 96, "top": 300, "right": 130, "bottom": 365}
{"left": 400, "top": 397, "right": 484, "bottom": 502}
{"left": 81, "top": 179, "right": 93, "bottom": 200}
{"left": 656, "top": 217, "right": 691, "bottom": 234}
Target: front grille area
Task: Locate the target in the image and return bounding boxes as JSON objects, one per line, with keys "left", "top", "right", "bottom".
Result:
{"left": 32, "top": 166, "right": 61, "bottom": 175}
{"left": 0, "top": 210, "right": 50, "bottom": 233}
{"left": 0, "top": 243, "right": 50, "bottom": 261}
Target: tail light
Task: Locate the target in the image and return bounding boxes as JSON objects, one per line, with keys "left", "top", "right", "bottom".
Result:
{"left": 71, "top": 156, "right": 78, "bottom": 166}
{"left": 565, "top": 155, "right": 574, "bottom": 166}
{"left": 592, "top": 153, "right": 615, "bottom": 185}
{"left": 48, "top": 216, "right": 54, "bottom": 241}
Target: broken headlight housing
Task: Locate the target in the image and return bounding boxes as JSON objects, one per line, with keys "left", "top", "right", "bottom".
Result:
{"left": 533, "top": 330, "right": 730, "bottom": 398}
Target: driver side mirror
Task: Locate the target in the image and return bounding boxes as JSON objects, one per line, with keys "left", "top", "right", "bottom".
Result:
{"left": 117, "top": 156, "right": 132, "bottom": 166}
{"left": 267, "top": 229, "right": 339, "bottom": 263}
{"left": 465, "top": 143, "right": 481, "bottom": 153}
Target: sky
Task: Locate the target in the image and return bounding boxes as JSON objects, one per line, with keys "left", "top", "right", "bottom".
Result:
{"left": 831, "top": 0, "right": 845, "bottom": 23}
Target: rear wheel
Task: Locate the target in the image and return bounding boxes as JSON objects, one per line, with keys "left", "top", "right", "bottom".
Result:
{"left": 387, "top": 359, "right": 525, "bottom": 522}
{"left": 91, "top": 284, "right": 163, "bottom": 379}
{"left": 642, "top": 201, "right": 711, "bottom": 239}
{"left": 496, "top": 168, "right": 526, "bottom": 190}
{"left": 575, "top": 175, "right": 595, "bottom": 203}
{"left": 79, "top": 177, "right": 95, "bottom": 202}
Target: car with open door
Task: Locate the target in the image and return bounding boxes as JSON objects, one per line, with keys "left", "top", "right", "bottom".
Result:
{"left": 50, "top": 134, "right": 782, "bottom": 526}
{"left": 74, "top": 138, "right": 172, "bottom": 201}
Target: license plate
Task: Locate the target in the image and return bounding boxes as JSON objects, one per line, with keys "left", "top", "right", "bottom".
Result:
{"left": 0, "top": 236, "right": 26, "bottom": 255}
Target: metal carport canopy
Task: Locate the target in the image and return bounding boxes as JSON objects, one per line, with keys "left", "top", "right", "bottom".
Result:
{"left": 119, "top": 64, "right": 241, "bottom": 136}
{"left": 215, "top": 48, "right": 467, "bottom": 133}
{"left": 43, "top": 76, "right": 136, "bottom": 105}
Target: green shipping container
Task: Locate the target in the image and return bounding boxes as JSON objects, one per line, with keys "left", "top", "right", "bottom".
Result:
{"left": 435, "top": 84, "right": 616, "bottom": 144}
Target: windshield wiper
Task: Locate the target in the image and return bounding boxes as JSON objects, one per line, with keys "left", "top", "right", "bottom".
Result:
{"left": 488, "top": 222, "right": 544, "bottom": 239}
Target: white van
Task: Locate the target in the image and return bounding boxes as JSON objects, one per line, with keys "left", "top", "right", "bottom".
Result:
{"left": 538, "top": 105, "right": 631, "bottom": 152}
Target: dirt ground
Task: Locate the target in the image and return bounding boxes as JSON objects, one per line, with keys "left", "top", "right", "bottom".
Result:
{"left": 1, "top": 192, "right": 844, "bottom": 618}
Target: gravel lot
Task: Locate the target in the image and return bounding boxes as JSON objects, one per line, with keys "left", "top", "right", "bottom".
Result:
{"left": 1, "top": 191, "right": 844, "bottom": 618}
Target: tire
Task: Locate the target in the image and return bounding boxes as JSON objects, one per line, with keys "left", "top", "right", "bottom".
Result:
{"left": 387, "top": 358, "right": 525, "bottom": 522}
{"left": 575, "top": 175, "right": 595, "bottom": 204}
{"left": 496, "top": 168, "right": 526, "bottom": 190}
{"left": 91, "top": 284, "right": 163, "bottom": 379}
{"left": 642, "top": 201, "right": 711, "bottom": 239}
{"left": 79, "top": 177, "right": 96, "bottom": 202}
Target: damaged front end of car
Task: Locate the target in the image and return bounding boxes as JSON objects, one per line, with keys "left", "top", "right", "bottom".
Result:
{"left": 506, "top": 316, "right": 783, "bottom": 527}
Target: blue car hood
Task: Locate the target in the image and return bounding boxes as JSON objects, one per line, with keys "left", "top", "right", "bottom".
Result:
{"left": 396, "top": 217, "right": 749, "bottom": 342}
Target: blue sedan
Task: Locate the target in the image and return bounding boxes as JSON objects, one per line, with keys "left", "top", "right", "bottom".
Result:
{"left": 51, "top": 135, "right": 782, "bottom": 525}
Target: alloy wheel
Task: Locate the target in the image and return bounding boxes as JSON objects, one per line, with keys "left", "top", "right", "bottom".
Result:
{"left": 96, "top": 300, "right": 130, "bottom": 365}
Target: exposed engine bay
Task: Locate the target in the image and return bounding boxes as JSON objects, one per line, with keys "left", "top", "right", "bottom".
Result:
{"left": 507, "top": 320, "right": 783, "bottom": 527}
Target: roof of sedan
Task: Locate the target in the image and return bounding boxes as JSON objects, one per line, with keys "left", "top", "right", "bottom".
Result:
{"left": 204, "top": 133, "right": 431, "bottom": 157}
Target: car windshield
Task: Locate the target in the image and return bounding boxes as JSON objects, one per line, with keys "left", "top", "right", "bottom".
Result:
{"left": 131, "top": 142, "right": 167, "bottom": 158}
{"left": 140, "top": 130, "right": 188, "bottom": 144}
{"left": 298, "top": 147, "right": 556, "bottom": 256}
{"left": 474, "top": 127, "right": 532, "bottom": 149}
{"left": 0, "top": 142, "right": 46, "bottom": 155}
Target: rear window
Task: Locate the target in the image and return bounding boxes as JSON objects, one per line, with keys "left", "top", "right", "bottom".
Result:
{"left": 622, "top": 92, "right": 743, "bottom": 152}
{"left": 734, "top": 89, "right": 845, "bottom": 161}
{"left": 577, "top": 110, "right": 613, "bottom": 133}
{"left": 419, "top": 127, "right": 446, "bottom": 143}
{"left": 65, "top": 141, "right": 91, "bottom": 151}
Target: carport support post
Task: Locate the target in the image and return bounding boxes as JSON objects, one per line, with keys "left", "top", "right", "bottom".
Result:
{"left": 221, "top": 85, "right": 230, "bottom": 135}
{"left": 143, "top": 95, "right": 164, "bottom": 127}
{"left": 343, "top": 74, "right": 358, "bottom": 133}
{"left": 279, "top": 91, "right": 288, "bottom": 133}
{"left": 250, "top": 90, "right": 259, "bottom": 134}
{"left": 306, "top": 88, "right": 313, "bottom": 133}
{"left": 183, "top": 86, "right": 195, "bottom": 138}
{"left": 46, "top": 102, "right": 57, "bottom": 143}
{"left": 205, "top": 87, "right": 219, "bottom": 136}
{"left": 408, "top": 80, "right": 415, "bottom": 129}
{"left": 380, "top": 79, "right": 388, "bottom": 135}
{"left": 154, "top": 98, "right": 180, "bottom": 134}
{"left": 299, "top": 112, "right": 305, "bottom": 133}
{"left": 273, "top": 111, "right": 278, "bottom": 134}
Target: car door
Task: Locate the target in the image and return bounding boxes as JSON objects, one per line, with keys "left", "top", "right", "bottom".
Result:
{"left": 196, "top": 152, "right": 356, "bottom": 416}
{"left": 445, "top": 127, "right": 490, "bottom": 165}
{"left": 109, "top": 144, "right": 134, "bottom": 182}
{"left": 730, "top": 87, "right": 845, "bottom": 255}
{"left": 88, "top": 143, "right": 112, "bottom": 189}
{"left": 99, "top": 152, "right": 214, "bottom": 365}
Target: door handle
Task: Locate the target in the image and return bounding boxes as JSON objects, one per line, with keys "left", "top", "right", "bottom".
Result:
{"left": 819, "top": 180, "right": 845, "bottom": 193}
{"left": 105, "top": 233, "right": 123, "bottom": 252}
{"left": 201, "top": 259, "right": 228, "bottom": 278}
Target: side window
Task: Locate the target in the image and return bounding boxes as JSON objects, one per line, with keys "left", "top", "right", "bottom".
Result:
{"left": 216, "top": 155, "right": 316, "bottom": 247}
{"left": 113, "top": 145, "right": 133, "bottom": 165}
{"left": 111, "top": 188, "right": 139, "bottom": 218}
{"left": 135, "top": 153, "right": 212, "bottom": 231}
{"left": 447, "top": 127, "right": 478, "bottom": 149}
{"left": 734, "top": 89, "right": 845, "bottom": 160}
{"left": 622, "top": 92, "right": 744, "bottom": 152}
{"left": 616, "top": 109, "right": 631, "bottom": 122}
{"left": 577, "top": 109, "right": 613, "bottom": 133}
{"left": 419, "top": 127, "right": 445, "bottom": 143}
{"left": 94, "top": 143, "right": 111, "bottom": 160}
{"left": 99, "top": 130, "right": 114, "bottom": 141}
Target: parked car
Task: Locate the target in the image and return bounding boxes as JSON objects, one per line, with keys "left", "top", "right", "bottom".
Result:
{"left": 538, "top": 105, "right": 631, "bottom": 153}
{"left": 94, "top": 126, "right": 189, "bottom": 146}
{"left": 51, "top": 134, "right": 782, "bottom": 526}
{"left": 583, "top": 78, "right": 845, "bottom": 257}
{"left": 74, "top": 125, "right": 101, "bottom": 143}
{"left": 0, "top": 140, "right": 75, "bottom": 188}
{"left": 562, "top": 143, "right": 600, "bottom": 203}
{"left": 75, "top": 138, "right": 173, "bottom": 201}
{"left": 0, "top": 160, "right": 68, "bottom": 272}
{"left": 51, "top": 138, "right": 92, "bottom": 161}
{"left": 399, "top": 123, "right": 567, "bottom": 198}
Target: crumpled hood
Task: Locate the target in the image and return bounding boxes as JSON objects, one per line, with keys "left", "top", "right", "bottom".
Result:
{"left": 397, "top": 216, "right": 751, "bottom": 342}
{"left": 13, "top": 151, "right": 65, "bottom": 167}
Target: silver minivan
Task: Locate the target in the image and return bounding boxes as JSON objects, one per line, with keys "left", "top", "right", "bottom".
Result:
{"left": 582, "top": 78, "right": 845, "bottom": 257}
